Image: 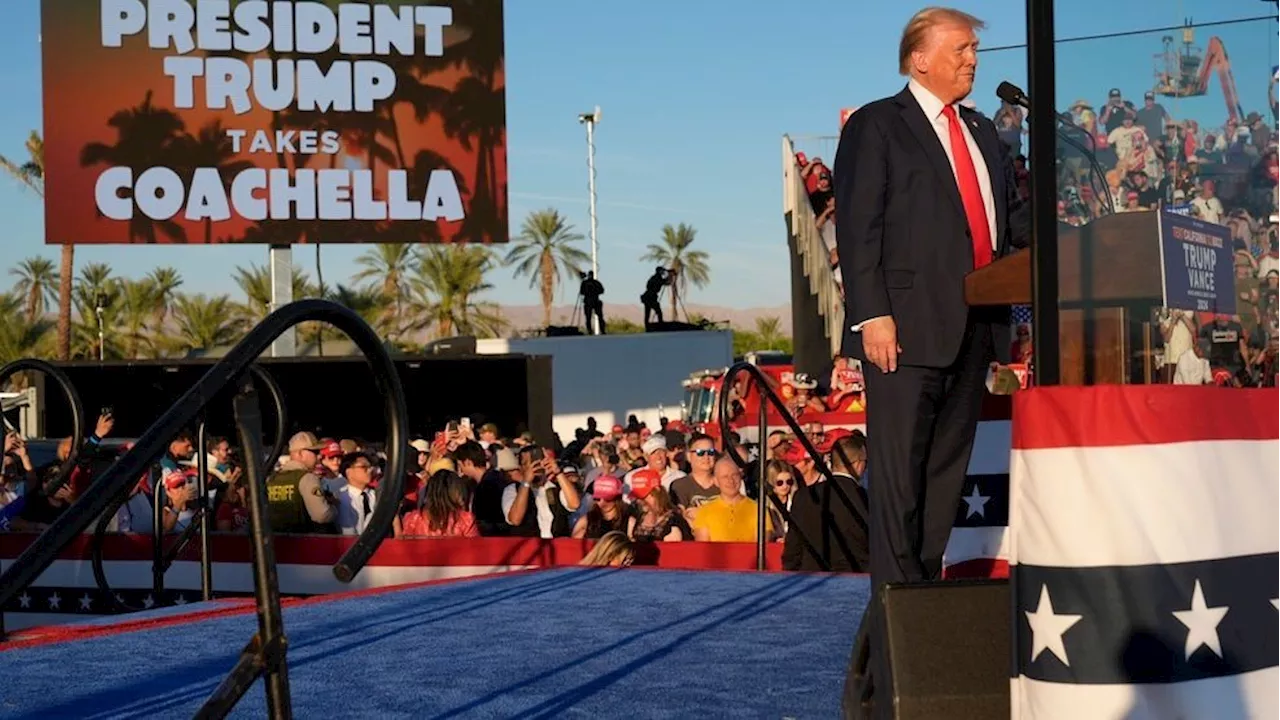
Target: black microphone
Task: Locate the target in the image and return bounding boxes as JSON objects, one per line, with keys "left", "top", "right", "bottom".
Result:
{"left": 997, "top": 81, "right": 1078, "bottom": 126}
{"left": 996, "top": 81, "right": 1030, "bottom": 110}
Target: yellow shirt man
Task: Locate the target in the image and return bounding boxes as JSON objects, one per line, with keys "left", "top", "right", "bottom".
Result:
{"left": 692, "top": 495, "right": 771, "bottom": 542}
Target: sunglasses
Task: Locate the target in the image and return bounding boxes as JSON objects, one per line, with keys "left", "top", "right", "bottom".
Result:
{"left": 691, "top": 449, "right": 716, "bottom": 457}
{"left": 774, "top": 477, "right": 794, "bottom": 488}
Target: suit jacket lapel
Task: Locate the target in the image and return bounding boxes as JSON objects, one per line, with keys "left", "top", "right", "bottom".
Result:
{"left": 895, "top": 87, "right": 965, "bottom": 220}
{"left": 962, "top": 106, "right": 1009, "bottom": 256}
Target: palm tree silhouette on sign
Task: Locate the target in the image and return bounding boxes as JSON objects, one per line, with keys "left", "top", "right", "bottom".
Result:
{"left": 409, "top": 245, "right": 505, "bottom": 339}
{"left": 9, "top": 257, "right": 57, "bottom": 323}
{"left": 0, "top": 130, "right": 73, "bottom": 360}
{"left": 505, "top": 209, "right": 590, "bottom": 328}
{"left": 80, "top": 91, "right": 189, "bottom": 243}
{"left": 175, "top": 120, "right": 256, "bottom": 243}
{"left": 418, "top": 0, "right": 507, "bottom": 243}
{"left": 642, "top": 223, "right": 711, "bottom": 321}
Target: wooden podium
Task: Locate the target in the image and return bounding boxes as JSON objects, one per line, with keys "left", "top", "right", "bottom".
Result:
{"left": 965, "top": 211, "right": 1165, "bottom": 385}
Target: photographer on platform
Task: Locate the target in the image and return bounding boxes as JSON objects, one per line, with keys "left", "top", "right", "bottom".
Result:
{"left": 579, "top": 271, "right": 606, "bottom": 335}
{"left": 641, "top": 266, "right": 674, "bottom": 326}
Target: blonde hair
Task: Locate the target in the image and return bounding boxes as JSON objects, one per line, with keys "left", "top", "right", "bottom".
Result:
{"left": 899, "top": 7, "right": 986, "bottom": 75}
{"left": 579, "top": 531, "right": 635, "bottom": 567}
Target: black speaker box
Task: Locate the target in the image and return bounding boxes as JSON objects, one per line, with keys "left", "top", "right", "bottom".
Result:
{"left": 881, "top": 579, "right": 1009, "bottom": 720}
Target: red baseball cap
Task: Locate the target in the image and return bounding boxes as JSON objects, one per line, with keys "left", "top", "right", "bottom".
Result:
{"left": 629, "top": 468, "right": 662, "bottom": 500}
{"left": 593, "top": 475, "right": 623, "bottom": 501}
{"left": 816, "top": 428, "right": 853, "bottom": 454}
{"left": 781, "top": 442, "right": 812, "bottom": 465}
{"left": 320, "top": 441, "right": 343, "bottom": 459}
{"left": 162, "top": 469, "right": 188, "bottom": 490}
{"left": 611, "top": 424, "right": 624, "bottom": 434}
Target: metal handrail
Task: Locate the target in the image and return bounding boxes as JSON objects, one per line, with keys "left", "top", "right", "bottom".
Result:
{"left": 0, "top": 358, "right": 85, "bottom": 640}
{"left": 90, "top": 364, "right": 290, "bottom": 613}
{"left": 0, "top": 299, "right": 408, "bottom": 720}
{"left": 0, "top": 358, "right": 87, "bottom": 496}
{"left": 717, "top": 361, "right": 868, "bottom": 572}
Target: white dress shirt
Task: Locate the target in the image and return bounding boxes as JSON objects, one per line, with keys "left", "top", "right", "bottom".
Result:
{"left": 501, "top": 483, "right": 555, "bottom": 538}
{"left": 337, "top": 484, "right": 377, "bottom": 535}
{"left": 852, "top": 80, "right": 997, "bottom": 333}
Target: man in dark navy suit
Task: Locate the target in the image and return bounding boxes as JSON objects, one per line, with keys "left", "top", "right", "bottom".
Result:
{"left": 834, "top": 7, "right": 1029, "bottom": 718}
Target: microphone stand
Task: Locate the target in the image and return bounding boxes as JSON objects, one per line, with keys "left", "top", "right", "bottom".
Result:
{"left": 1054, "top": 115, "right": 1116, "bottom": 218}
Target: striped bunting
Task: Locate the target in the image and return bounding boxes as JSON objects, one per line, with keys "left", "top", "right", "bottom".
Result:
{"left": 1009, "top": 386, "right": 1279, "bottom": 719}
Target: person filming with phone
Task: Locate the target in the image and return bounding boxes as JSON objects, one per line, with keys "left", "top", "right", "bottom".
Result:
{"left": 503, "top": 445, "right": 581, "bottom": 538}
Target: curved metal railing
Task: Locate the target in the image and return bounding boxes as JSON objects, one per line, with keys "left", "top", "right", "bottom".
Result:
{"left": 717, "top": 361, "right": 868, "bottom": 572}
{"left": 90, "top": 364, "right": 289, "bottom": 613}
{"left": 0, "top": 358, "right": 86, "bottom": 639}
{"left": 0, "top": 299, "right": 409, "bottom": 720}
{"left": 0, "top": 358, "right": 87, "bottom": 496}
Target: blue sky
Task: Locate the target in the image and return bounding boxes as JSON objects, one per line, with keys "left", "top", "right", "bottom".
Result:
{"left": 0, "top": 1, "right": 1275, "bottom": 309}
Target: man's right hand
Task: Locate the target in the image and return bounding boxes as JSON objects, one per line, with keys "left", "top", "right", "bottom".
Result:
{"left": 861, "top": 316, "right": 901, "bottom": 373}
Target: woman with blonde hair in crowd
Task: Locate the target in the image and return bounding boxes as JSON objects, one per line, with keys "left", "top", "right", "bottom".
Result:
{"left": 402, "top": 469, "right": 478, "bottom": 537}
{"left": 579, "top": 531, "right": 635, "bottom": 567}
{"left": 763, "top": 459, "right": 796, "bottom": 543}
{"left": 627, "top": 468, "right": 691, "bottom": 542}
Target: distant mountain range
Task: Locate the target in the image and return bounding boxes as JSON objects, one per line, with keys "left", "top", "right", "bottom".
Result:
{"left": 496, "top": 303, "right": 793, "bottom": 336}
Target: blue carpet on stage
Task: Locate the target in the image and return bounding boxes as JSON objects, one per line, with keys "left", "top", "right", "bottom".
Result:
{"left": 0, "top": 568, "right": 869, "bottom": 719}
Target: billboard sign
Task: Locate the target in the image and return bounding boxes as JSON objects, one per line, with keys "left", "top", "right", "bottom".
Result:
{"left": 41, "top": 0, "right": 508, "bottom": 244}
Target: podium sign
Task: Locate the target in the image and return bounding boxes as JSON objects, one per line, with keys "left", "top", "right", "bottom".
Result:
{"left": 1157, "top": 211, "right": 1236, "bottom": 315}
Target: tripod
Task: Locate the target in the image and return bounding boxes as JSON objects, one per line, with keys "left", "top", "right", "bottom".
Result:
{"left": 571, "top": 292, "right": 605, "bottom": 335}
{"left": 658, "top": 284, "right": 692, "bottom": 324}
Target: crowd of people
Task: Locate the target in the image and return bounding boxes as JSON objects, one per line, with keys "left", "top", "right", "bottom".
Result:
{"left": 0, "top": 408, "right": 870, "bottom": 572}
{"left": 798, "top": 83, "right": 1279, "bottom": 387}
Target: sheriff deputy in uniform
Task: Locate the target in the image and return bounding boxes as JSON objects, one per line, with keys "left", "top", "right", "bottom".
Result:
{"left": 267, "top": 431, "right": 339, "bottom": 534}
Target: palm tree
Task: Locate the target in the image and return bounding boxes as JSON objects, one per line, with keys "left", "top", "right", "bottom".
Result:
{"left": 116, "top": 278, "right": 162, "bottom": 359}
{"left": 147, "top": 266, "right": 183, "bottom": 327}
{"left": 9, "top": 257, "right": 57, "bottom": 322}
{"left": 70, "top": 264, "right": 121, "bottom": 359}
{"left": 232, "top": 264, "right": 313, "bottom": 323}
{"left": 0, "top": 131, "right": 71, "bottom": 359}
{"left": 0, "top": 292, "right": 54, "bottom": 367}
{"left": 170, "top": 294, "right": 246, "bottom": 352}
{"left": 75, "top": 263, "right": 116, "bottom": 303}
{"left": 79, "top": 91, "right": 189, "bottom": 243}
{"left": 352, "top": 244, "right": 417, "bottom": 337}
{"left": 505, "top": 209, "right": 590, "bottom": 327}
{"left": 174, "top": 120, "right": 256, "bottom": 243}
{"left": 330, "top": 283, "right": 392, "bottom": 334}
{"left": 754, "top": 316, "right": 786, "bottom": 351}
{"left": 408, "top": 246, "right": 506, "bottom": 339}
{"left": 642, "top": 223, "right": 711, "bottom": 320}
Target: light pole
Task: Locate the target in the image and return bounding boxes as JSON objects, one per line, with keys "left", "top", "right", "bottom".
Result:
{"left": 578, "top": 106, "right": 601, "bottom": 278}
{"left": 94, "top": 292, "right": 107, "bottom": 361}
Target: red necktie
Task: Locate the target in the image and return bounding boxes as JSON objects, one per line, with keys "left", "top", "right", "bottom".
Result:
{"left": 942, "top": 105, "right": 993, "bottom": 269}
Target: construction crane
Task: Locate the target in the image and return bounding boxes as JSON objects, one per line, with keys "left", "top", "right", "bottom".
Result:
{"left": 1152, "top": 22, "right": 1246, "bottom": 124}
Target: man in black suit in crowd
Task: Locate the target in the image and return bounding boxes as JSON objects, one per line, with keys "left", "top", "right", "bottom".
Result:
{"left": 833, "top": 7, "right": 1029, "bottom": 718}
